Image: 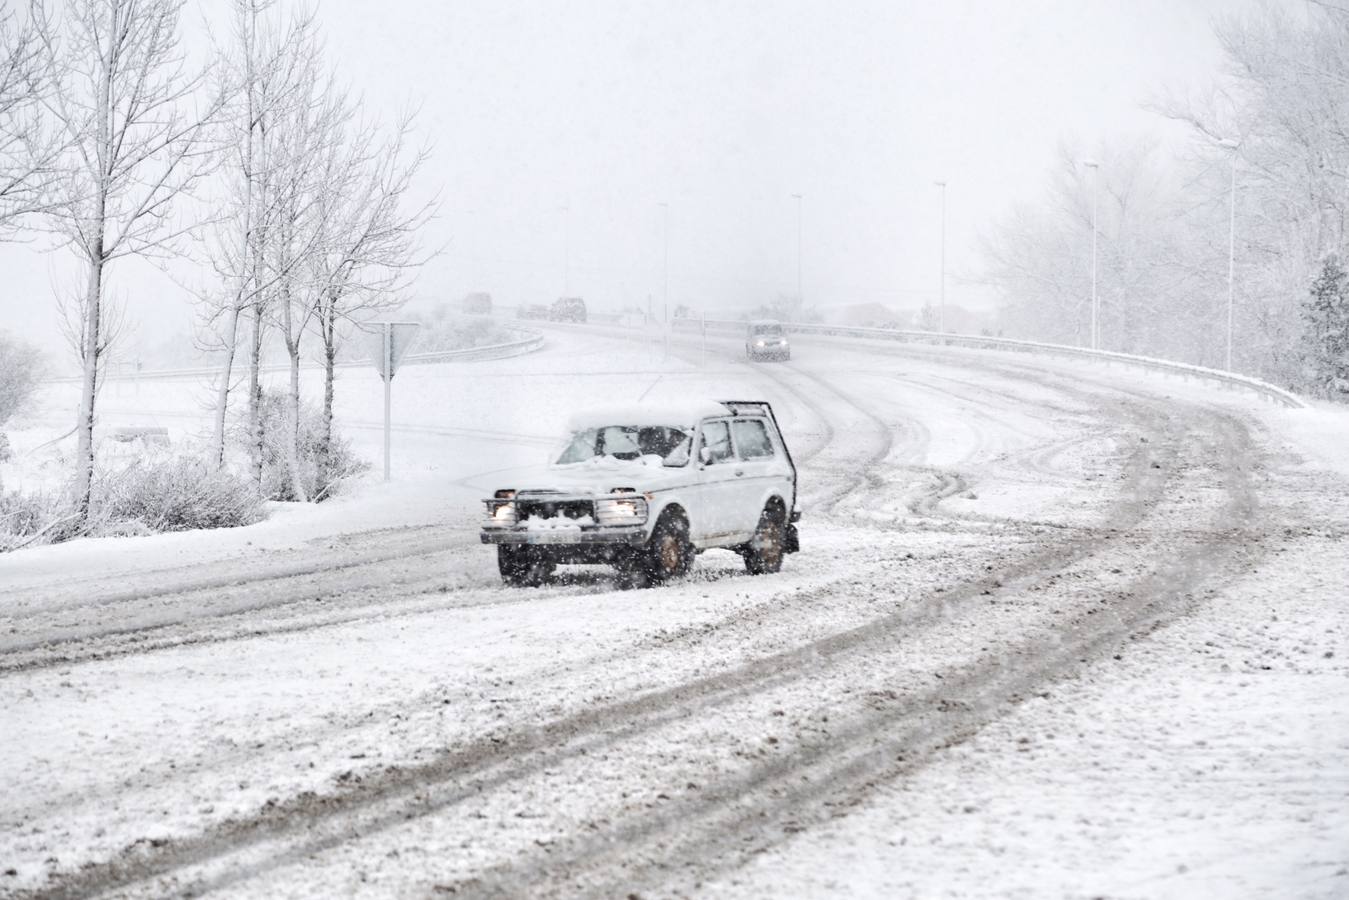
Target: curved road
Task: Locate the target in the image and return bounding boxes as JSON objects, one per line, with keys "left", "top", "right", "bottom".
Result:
{"left": 2, "top": 326, "right": 1345, "bottom": 898}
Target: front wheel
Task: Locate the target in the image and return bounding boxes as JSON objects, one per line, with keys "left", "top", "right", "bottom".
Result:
{"left": 498, "top": 545, "right": 553, "bottom": 587}
{"left": 743, "top": 507, "right": 786, "bottom": 575}
{"left": 617, "top": 512, "right": 693, "bottom": 588}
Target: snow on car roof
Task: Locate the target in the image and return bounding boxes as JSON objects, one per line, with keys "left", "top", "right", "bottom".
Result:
{"left": 566, "top": 401, "right": 731, "bottom": 430}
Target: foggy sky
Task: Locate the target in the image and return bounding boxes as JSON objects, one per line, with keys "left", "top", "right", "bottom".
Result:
{"left": 0, "top": 0, "right": 1274, "bottom": 355}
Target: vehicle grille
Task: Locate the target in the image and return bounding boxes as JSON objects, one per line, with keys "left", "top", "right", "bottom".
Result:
{"left": 516, "top": 498, "right": 595, "bottom": 522}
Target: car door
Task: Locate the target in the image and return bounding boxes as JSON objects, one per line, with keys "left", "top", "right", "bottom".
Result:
{"left": 694, "top": 418, "right": 740, "bottom": 540}
{"left": 729, "top": 417, "right": 785, "bottom": 533}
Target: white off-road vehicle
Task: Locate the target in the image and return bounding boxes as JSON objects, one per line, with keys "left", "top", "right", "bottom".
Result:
{"left": 481, "top": 400, "right": 801, "bottom": 587}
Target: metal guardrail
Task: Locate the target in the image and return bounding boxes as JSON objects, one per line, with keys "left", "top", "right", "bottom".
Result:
{"left": 671, "top": 317, "right": 1308, "bottom": 409}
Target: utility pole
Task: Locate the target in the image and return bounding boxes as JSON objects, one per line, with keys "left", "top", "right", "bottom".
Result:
{"left": 561, "top": 203, "right": 571, "bottom": 295}
{"left": 791, "top": 193, "right": 803, "bottom": 318}
{"left": 659, "top": 202, "right": 669, "bottom": 322}
{"left": 935, "top": 180, "right": 947, "bottom": 334}
{"left": 1082, "top": 160, "right": 1100, "bottom": 350}
{"left": 1218, "top": 138, "right": 1240, "bottom": 371}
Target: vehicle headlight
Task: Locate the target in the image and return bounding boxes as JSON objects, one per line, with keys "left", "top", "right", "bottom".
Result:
{"left": 595, "top": 496, "right": 648, "bottom": 525}
{"left": 755, "top": 340, "right": 766, "bottom": 346}
{"left": 486, "top": 489, "right": 517, "bottom": 525}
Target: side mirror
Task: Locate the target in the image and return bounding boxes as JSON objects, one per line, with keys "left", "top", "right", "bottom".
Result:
{"left": 699, "top": 446, "right": 713, "bottom": 465}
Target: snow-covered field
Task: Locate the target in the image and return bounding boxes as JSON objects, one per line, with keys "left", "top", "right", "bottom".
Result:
{"left": 2, "top": 325, "right": 1347, "bottom": 898}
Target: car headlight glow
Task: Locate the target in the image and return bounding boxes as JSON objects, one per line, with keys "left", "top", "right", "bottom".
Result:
{"left": 486, "top": 492, "right": 517, "bottom": 525}
{"left": 595, "top": 496, "right": 648, "bottom": 525}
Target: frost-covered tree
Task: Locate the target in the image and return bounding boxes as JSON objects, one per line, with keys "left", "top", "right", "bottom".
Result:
{"left": 32, "top": 0, "right": 223, "bottom": 522}
{"left": 0, "top": 6, "right": 61, "bottom": 236}
{"left": 1303, "top": 254, "right": 1349, "bottom": 397}
{"left": 982, "top": 140, "right": 1222, "bottom": 362}
{"left": 1155, "top": 3, "right": 1349, "bottom": 383}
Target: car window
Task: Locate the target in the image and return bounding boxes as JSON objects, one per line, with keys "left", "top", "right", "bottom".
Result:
{"left": 699, "top": 420, "right": 733, "bottom": 464}
{"left": 732, "top": 419, "right": 775, "bottom": 459}
{"left": 556, "top": 425, "right": 692, "bottom": 464}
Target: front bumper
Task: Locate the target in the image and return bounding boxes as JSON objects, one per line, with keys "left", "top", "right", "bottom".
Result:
{"left": 480, "top": 526, "right": 647, "bottom": 546}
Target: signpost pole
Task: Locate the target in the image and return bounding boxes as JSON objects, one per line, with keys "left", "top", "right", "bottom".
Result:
{"left": 383, "top": 323, "right": 392, "bottom": 482}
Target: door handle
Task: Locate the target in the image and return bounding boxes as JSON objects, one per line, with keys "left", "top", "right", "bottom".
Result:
{"left": 735, "top": 469, "right": 745, "bottom": 476}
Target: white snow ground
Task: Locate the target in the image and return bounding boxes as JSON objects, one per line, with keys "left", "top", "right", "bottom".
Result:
{"left": 1, "top": 325, "right": 1346, "bottom": 898}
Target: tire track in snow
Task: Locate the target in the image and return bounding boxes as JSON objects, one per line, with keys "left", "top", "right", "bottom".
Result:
{"left": 18, "top": 386, "right": 1203, "bottom": 900}
{"left": 422, "top": 410, "right": 1266, "bottom": 900}
{"left": 10, "top": 329, "right": 1264, "bottom": 899}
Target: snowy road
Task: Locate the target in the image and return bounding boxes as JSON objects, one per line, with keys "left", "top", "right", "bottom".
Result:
{"left": 3, "top": 328, "right": 1347, "bottom": 898}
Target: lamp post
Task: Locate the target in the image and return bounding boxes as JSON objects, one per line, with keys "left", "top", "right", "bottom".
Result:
{"left": 1217, "top": 138, "right": 1240, "bottom": 371}
{"left": 1082, "top": 159, "right": 1100, "bottom": 349}
{"left": 561, "top": 203, "right": 571, "bottom": 294}
{"left": 935, "top": 180, "right": 947, "bottom": 334}
{"left": 791, "top": 193, "right": 803, "bottom": 316}
{"left": 658, "top": 202, "right": 669, "bottom": 323}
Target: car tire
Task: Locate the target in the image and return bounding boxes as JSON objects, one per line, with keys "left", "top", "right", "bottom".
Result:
{"left": 614, "top": 550, "right": 651, "bottom": 590}
{"left": 743, "top": 505, "right": 786, "bottom": 575}
{"left": 498, "top": 545, "right": 553, "bottom": 587}
{"left": 618, "top": 511, "right": 692, "bottom": 588}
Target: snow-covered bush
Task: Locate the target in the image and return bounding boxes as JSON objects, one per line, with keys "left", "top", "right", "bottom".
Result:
{"left": 94, "top": 456, "right": 263, "bottom": 534}
{"left": 0, "top": 332, "right": 44, "bottom": 427}
{"left": 0, "top": 489, "right": 79, "bottom": 552}
{"left": 1303, "top": 255, "right": 1349, "bottom": 399}
{"left": 256, "top": 390, "right": 367, "bottom": 502}
{"left": 410, "top": 310, "right": 517, "bottom": 351}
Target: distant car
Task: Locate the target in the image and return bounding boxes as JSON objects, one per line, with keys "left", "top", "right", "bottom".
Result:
{"left": 461, "top": 292, "right": 492, "bottom": 315}
{"left": 550, "top": 296, "right": 587, "bottom": 322}
{"left": 481, "top": 400, "right": 801, "bottom": 588}
{"left": 517, "top": 303, "right": 549, "bottom": 320}
{"left": 746, "top": 320, "right": 790, "bottom": 361}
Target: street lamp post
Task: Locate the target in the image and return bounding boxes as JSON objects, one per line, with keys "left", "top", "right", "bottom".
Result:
{"left": 561, "top": 203, "right": 571, "bottom": 294}
{"left": 659, "top": 202, "right": 669, "bottom": 323}
{"left": 1217, "top": 138, "right": 1240, "bottom": 371}
{"left": 934, "top": 180, "right": 947, "bottom": 334}
{"left": 1082, "top": 160, "right": 1100, "bottom": 350}
{"left": 791, "top": 193, "right": 803, "bottom": 316}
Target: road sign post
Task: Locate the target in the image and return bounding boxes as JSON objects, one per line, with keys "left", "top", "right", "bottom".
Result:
{"left": 365, "top": 321, "right": 421, "bottom": 481}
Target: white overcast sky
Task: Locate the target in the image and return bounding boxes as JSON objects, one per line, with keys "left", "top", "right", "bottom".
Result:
{"left": 1, "top": 0, "right": 1281, "bottom": 353}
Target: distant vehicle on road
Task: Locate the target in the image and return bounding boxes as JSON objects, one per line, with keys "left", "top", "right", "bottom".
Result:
{"left": 481, "top": 400, "right": 800, "bottom": 588}
{"left": 460, "top": 292, "right": 492, "bottom": 315}
{"left": 550, "top": 296, "right": 587, "bottom": 322}
{"left": 516, "top": 303, "right": 549, "bottom": 320}
{"left": 746, "top": 320, "right": 790, "bottom": 361}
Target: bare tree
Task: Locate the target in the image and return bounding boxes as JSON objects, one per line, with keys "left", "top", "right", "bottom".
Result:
{"left": 310, "top": 108, "right": 436, "bottom": 489}
{"left": 1154, "top": 4, "right": 1349, "bottom": 382}
{"left": 202, "top": 4, "right": 435, "bottom": 499}
{"left": 203, "top": 1, "right": 316, "bottom": 469}
{"left": 264, "top": 37, "right": 337, "bottom": 501}
{"left": 31, "top": 0, "right": 223, "bottom": 522}
{"left": 0, "top": 6, "right": 61, "bottom": 234}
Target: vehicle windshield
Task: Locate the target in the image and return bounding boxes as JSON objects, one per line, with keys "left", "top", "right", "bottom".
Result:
{"left": 555, "top": 425, "right": 693, "bottom": 466}
{"left": 752, "top": 323, "right": 784, "bottom": 336}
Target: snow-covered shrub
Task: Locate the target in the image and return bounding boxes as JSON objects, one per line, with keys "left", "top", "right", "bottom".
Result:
{"left": 0, "top": 332, "right": 44, "bottom": 427}
{"left": 94, "top": 456, "right": 263, "bottom": 533}
{"left": 409, "top": 310, "right": 516, "bottom": 351}
{"left": 0, "top": 489, "right": 79, "bottom": 552}
{"left": 256, "top": 390, "right": 367, "bottom": 502}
